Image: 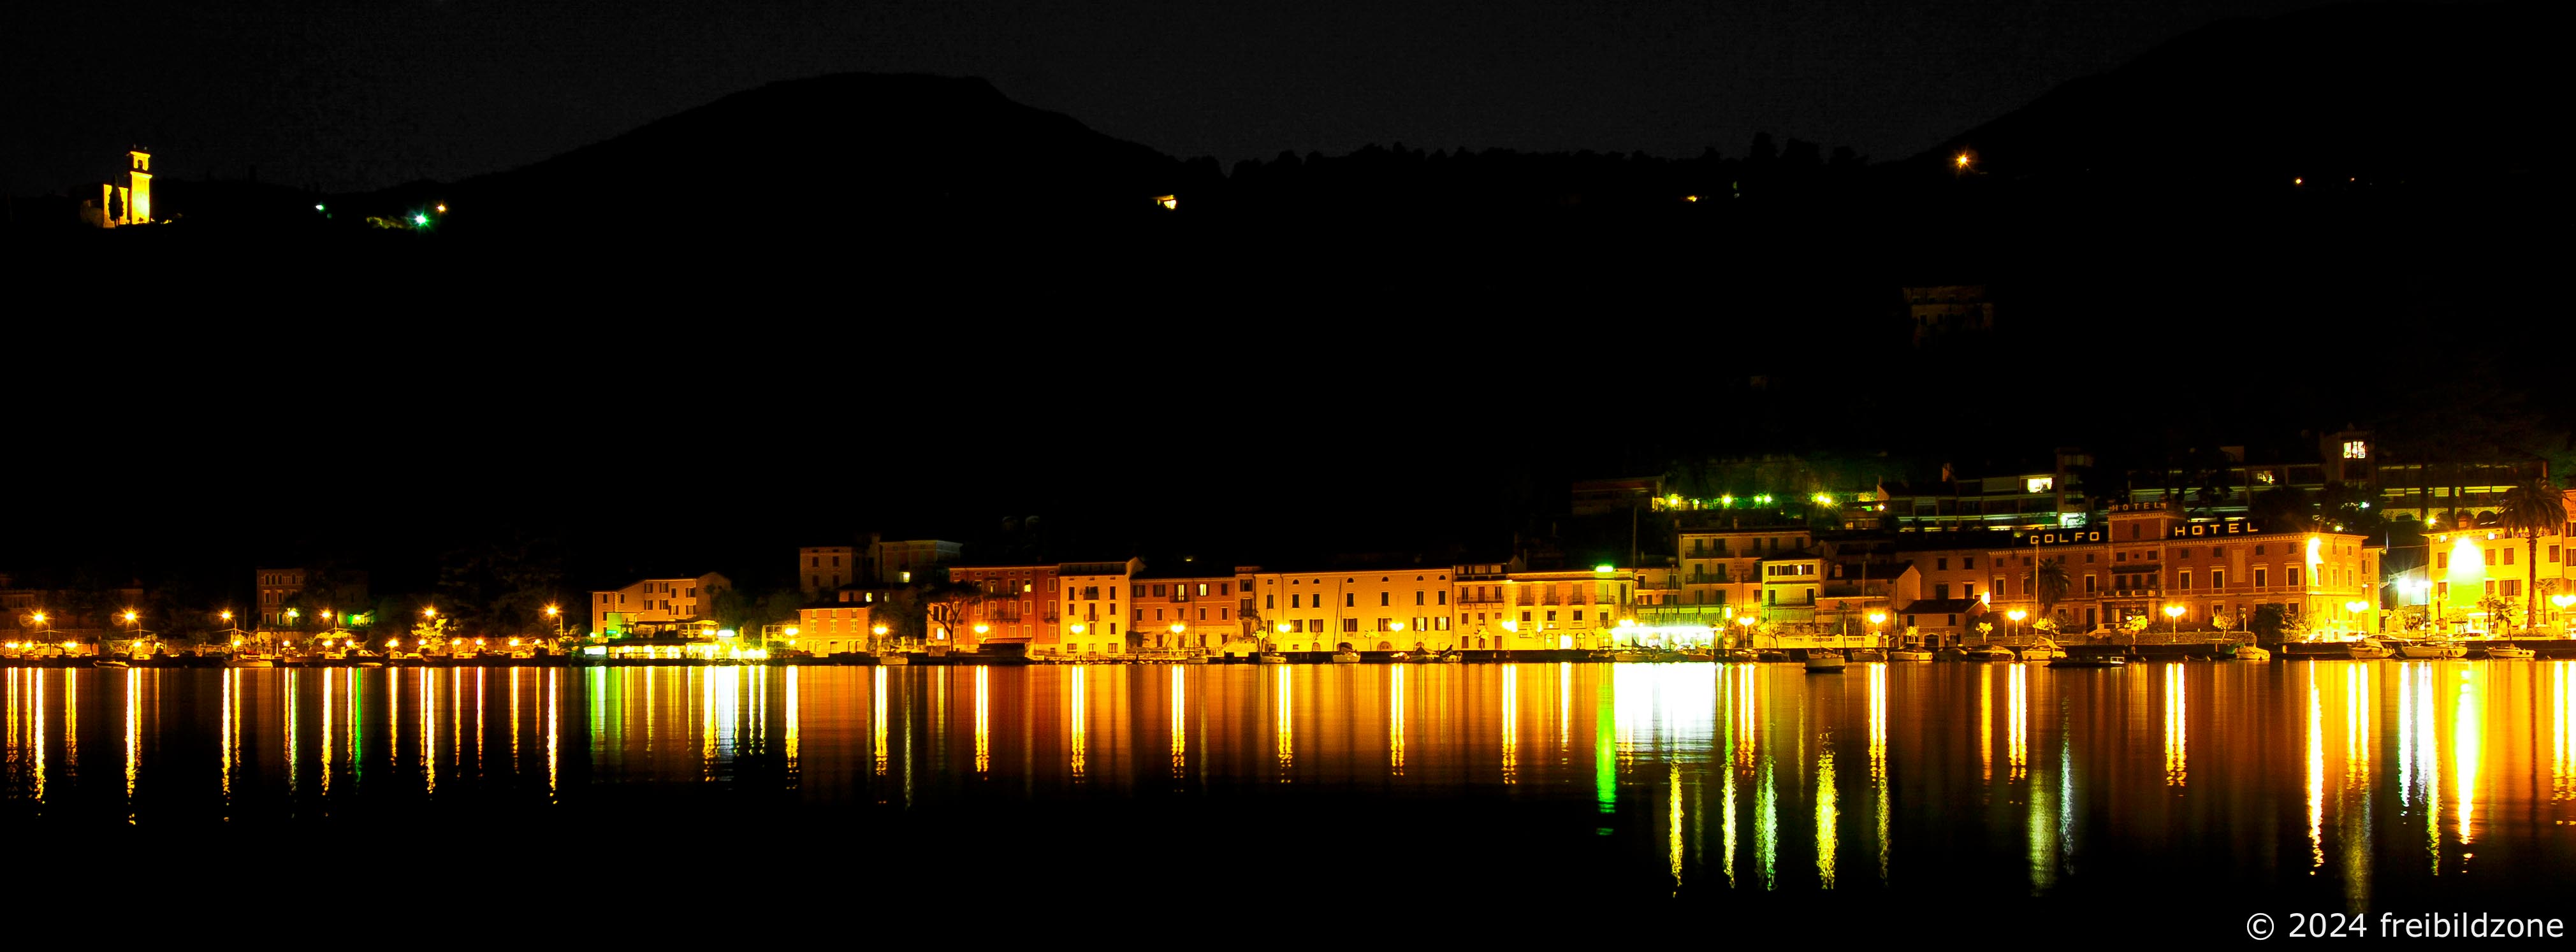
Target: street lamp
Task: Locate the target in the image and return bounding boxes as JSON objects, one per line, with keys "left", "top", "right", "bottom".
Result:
{"left": 2163, "top": 603, "right": 2186, "bottom": 635}
{"left": 2554, "top": 593, "right": 2576, "bottom": 631}
{"left": 1868, "top": 611, "right": 1887, "bottom": 648}
{"left": 873, "top": 624, "right": 890, "bottom": 653}
{"left": 544, "top": 604, "right": 563, "bottom": 641}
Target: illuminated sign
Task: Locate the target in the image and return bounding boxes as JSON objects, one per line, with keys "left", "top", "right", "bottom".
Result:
{"left": 2025, "top": 529, "right": 2107, "bottom": 546}
{"left": 2025, "top": 477, "right": 2053, "bottom": 493}
{"left": 2171, "top": 519, "right": 2264, "bottom": 538}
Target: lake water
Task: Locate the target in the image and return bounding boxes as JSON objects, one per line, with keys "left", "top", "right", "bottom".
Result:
{"left": 5, "top": 661, "right": 2570, "bottom": 934}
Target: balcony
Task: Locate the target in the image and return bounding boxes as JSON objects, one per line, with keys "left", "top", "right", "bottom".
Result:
{"left": 1685, "top": 573, "right": 1731, "bottom": 586}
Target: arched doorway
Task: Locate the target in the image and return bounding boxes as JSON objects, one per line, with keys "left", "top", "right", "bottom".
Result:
{"left": 1377, "top": 641, "right": 1393, "bottom": 652}
{"left": 1337, "top": 642, "right": 1355, "bottom": 652}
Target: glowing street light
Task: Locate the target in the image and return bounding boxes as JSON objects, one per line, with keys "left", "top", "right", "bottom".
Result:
{"left": 1954, "top": 152, "right": 1971, "bottom": 169}
{"left": 2164, "top": 603, "right": 2187, "bottom": 633}
{"left": 423, "top": 607, "right": 437, "bottom": 619}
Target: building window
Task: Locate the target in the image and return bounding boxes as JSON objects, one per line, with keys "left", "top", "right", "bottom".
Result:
{"left": 2287, "top": 566, "right": 2301, "bottom": 587}
{"left": 2253, "top": 568, "right": 2267, "bottom": 588}
{"left": 1380, "top": 593, "right": 1390, "bottom": 607}
{"left": 2211, "top": 570, "right": 2225, "bottom": 589}
{"left": 1963, "top": 557, "right": 1976, "bottom": 570}
{"left": 2084, "top": 574, "right": 2096, "bottom": 593}
{"left": 2178, "top": 572, "right": 2191, "bottom": 591}
{"left": 1346, "top": 593, "right": 1357, "bottom": 607}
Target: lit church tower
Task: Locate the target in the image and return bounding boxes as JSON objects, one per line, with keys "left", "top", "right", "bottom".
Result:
{"left": 126, "top": 148, "right": 152, "bottom": 224}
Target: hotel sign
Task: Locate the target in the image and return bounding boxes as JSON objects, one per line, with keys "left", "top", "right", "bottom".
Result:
{"left": 2171, "top": 519, "right": 2264, "bottom": 538}
{"left": 2025, "top": 518, "right": 2266, "bottom": 545}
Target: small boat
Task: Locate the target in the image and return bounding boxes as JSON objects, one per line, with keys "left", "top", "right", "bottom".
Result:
{"left": 2049, "top": 654, "right": 2128, "bottom": 668}
{"left": 95, "top": 658, "right": 130, "bottom": 668}
{"left": 2484, "top": 644, "right": 2535, "bottom": 660}
{"left": 1259, "top": 653, "right": 1291, "bottom": 665}
{"left": 1331, "top": 650, "right": 1362, "bottom": 664}
{"left": 1933, "top": 647, "right": 1967, "bottom": 662}
{"left": 1803, "top": 651, "right": 1847, "bottom": 673}
{"left": 1681, "top": 650, "right": 1716, "bottom": 663}
{"left": 1722, "top": 649, "right": 1761, "bottom": 663}
{"left": 2229, "top": 644, "right": 2271, "bottom": 662}
{"left": 1756, "top": 651, "right": 1791, "bottom": 663}
{"left": 1889, "top": 649, "right": 1935, "bottom": 663}
{"left": 1438, "top": 651, "right": 1462, "bottom": 663}
{"left": 1847, "top": 649, "right": 1886, "bottom": 663}
{"left": 2347, "top": 637, "right": 2394, "bottom": 660}
{"left": 224, "top": 656, "right": 275, "bottom": 668}
{"left": 878, "top": 653, "right": 911, "bottom": 666}
{"left": 2018, "top": 643, "right": 2066, "bottom": 661}
{"left": 1961, "top": 645, "right": 2016, "bottom": 662}
{"left": 2394, "top": 639, "right": 2468, "bottom": 660}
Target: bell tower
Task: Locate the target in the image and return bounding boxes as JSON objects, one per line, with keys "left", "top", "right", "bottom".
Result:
{"left": 126, "top": 148, "right": 152, "bottom": 224}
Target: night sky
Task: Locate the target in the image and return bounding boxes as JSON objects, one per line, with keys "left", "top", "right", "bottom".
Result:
{"left": 7, "top": 0, "right": 2389, "bottom": 198}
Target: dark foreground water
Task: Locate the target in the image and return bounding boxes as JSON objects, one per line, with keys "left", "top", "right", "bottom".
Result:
{"left": 5, "top": 661, "right": 2570, "bottom": 937}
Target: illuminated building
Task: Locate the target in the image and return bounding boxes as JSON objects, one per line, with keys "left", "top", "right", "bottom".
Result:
{"left": 253, "top": 567, "right": 310, "bottom": 628}
{"left": 1449, "top": 565, "right": 1628, "bottom": 652}
{"left": 249, "top": 566, "right": 368, "bottom": 630}
{"left": 793, "top": 602, "right": 877, "bottom": 655}
{"left": 589, "top": 572, "right": 730, "bottom": 640}
{"left": 943, "top": 563, "right": 1059, "bottom": 650}
{"left": 1248, "top": 566, "right": 1466, "bottom": 653}
{"left": 2421, "top": 496, "right": 2576, "bottom": 632}
{"left": 88, "top": 148, "right": 153, "bottom": 227}
{"left": 0, "top": 573, "right": 143, "bottom": 640}
{"left": 1128, "top": 567, "right": 1239, "bottom": 651}
{"left": 1056, "top": 559, "right": 1140, "bottom": 656}
{"left": 1675, "top": 524, "right": 1810, "bottom": 623}
{"left": 1882, "top": 451, "right": 2091, "bottom": 533}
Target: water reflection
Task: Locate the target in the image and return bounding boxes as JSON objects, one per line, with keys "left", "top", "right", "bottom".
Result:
{"left": 0, "top": 661, "right": 2566, "bottom": 905}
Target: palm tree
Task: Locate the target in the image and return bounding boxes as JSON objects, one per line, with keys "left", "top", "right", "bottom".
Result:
{"left": 2035, "top": 556, "right": 2070, "bottom": 624}
{"left": 2498, "top": 476, "right": 2566, "bottom": 631}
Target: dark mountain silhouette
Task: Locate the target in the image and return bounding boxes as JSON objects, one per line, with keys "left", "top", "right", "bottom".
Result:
{"left": 1911, "top": 1, "right": 2548, "bottom": 191}
{"left": 401, "top": 72, "right": 1188, "bottom": 239}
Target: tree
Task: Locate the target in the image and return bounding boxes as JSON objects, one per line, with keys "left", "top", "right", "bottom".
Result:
{"left": 2498, "top": 476, "right": 2565, "bottom": 631}
{"left": 2035, "top": 556, "right": 2070, "bottom": 621}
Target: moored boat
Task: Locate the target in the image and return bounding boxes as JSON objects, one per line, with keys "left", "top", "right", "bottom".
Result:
{"left": 2394, "top": 638, "right": 2468, "bottom": 660}
{"left": 1888, "top": 649, "right": 1935, "bottom": 662}
{"left": 224, "top": 656, "right": 275, "bottom": 668}
{"left": 1961, "top": 644, "right": 2016, "bottom": 662}
{"left": 2049, "top": 654, "right": 2127, "bottom": 668}
{"left": 1803, "top": 650, "right": 1847, "bottom": 673}
{"left": 1847, "top": 649, "right": 1886, "bottom": 663}
{"left": 2483, "top": 644, "right": 2535, "bottom": 660}
{"left": 1331, "top": 650, "right": 1362, "bottom": 664}
{"left": 2229, "top": 644, "right": 2271, "bottom": 661}
{"left": 1259, "top": 653, "right": 1290, "bottom": 664}
{"left": 2018, "top": 642, "right": 2066, "bottom": 661}
{"left": 2347, "top": 637, "right": 2394, "bottom": 660}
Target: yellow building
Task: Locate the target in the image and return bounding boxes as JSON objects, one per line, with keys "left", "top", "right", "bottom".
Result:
{"left": 1676, "top": 525, "right": 1808, "bottom": 621}
{"left": 2422, "top": 500, "right": 2576, "bottom": 633}
{"left": 1128, "top": 570, "right": 1242, "bottom": 651}
{"left": 1460, "top": 566, "right": 1633, "bottom": 651}
{"left": 1055, "top": 559, "right": 1140, "bottom": 657}
{"left": 590, "top": 572, "right": 730, "bottom": 638}
{"left": 1245, "top": 566, "right": 1461, "bottom": 653}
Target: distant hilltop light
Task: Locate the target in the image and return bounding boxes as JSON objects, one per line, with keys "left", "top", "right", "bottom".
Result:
{"left": 1154, "top": 194, "right": 1176, "bottom": 210}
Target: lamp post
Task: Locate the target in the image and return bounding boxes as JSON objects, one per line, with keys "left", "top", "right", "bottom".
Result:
{"left": 2554, "top": 593, "right": 2576, "bottom": 632}
{"left": 2163, "top": 603, "right": 2185, "bottom": 637}
{"left": 1275, "top": 621, "right": 1293, "bottom": 653}
{"left": 873, "top": 624, "right": 889, "bottom": 655}
{"left": 2006, "top": 608, "right": 2027, "bottom": 645}
{"left": 1868, "top": 611, "right": 1887, "bottom": 649}
{"left": 544, "top": 604, "right": 562, "bottom": 644}
{"left": 2343, "top": 600, "right": 2371, "bottom": 638}
{"left": 1168, "top": 621, "right": 1186, "bottom": 653}
{"left": 123, "top": 609, "right": 141, "bottom": 656}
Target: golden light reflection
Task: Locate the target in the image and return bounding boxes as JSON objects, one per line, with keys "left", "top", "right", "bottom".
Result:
{"left": 282, "top": 670, "right": 295, "bottom": 795}
{"left": 30, "top": 670, "right": 43, "bottom": 803}
{"left": 423, "top": 668, "right": 437, "bottom": 795}
{"left": 124, "top": 668, "right": 138, "bottom": 823}
{"left": 873, "top": 666, "right": 889, "bottom": 777}
{"left": 1733, "top": 663, "right": 1759, "bottom": 767}
{"left": 1388, "top": 665, "right": 1405, "bottom": 775}
{"left": 1559, "top": 661, "right": 1571, "bottom": 753}
{"left": 546, "top": 668, "right": 559, "bottom": 800}
{"left": 321, "top": 667, "right": 333, "bottom": 797}
{"left": 2454, "top": 668, "right": 2480, "bottom": 847}
{"left": 2406, "top": 664, "right": 2441, "bottom": 874}
{"left": 1169, "top": 665, "right": 1185, "bottom": 779}
{"left": 389, "top": 667, "right": 400, "bottom": 765}
{"left": 1499, "top": 664, "right": 1518, "bottom": 784}
{"left": 1271, "top": 664, "right": 1290, "bottom": 779}
{"left": 1816, "top": 739, "right": 1838, "bottom": 889}
{"left": 2346, "top": 663, "right": 2370, "bottom": 785}
{"left": 509, "top": 667, "right": 521, "bottom": 766}
{"left": 785, "top": 666, "right": 801, "bottom": 772}
{"left": 2164, "top": 663, "right": 2188, "bottom": 786}
{"left": 702, "top": 669, "right": 717, "bottom": 778}
{"left": 977, "top": 666, "right": 991, "bottom": 775}
{"left": 1870, "top": 663, "right": 1889, "bottom": 884}
{"left": 221, "top": 668, "right": 234, "bottom": 807}
{"left": 2308, "top": 675, "right": 2325, "bottom": 872}
{"left": 1980, "top": 664, "right": 1993, "bottom": 784}
{"left": 2555, "top": 662, "right": 2571, "bottom": 801}
{"left": 2007, "top": 663, "right": 2028, "bottom": 782}
{"left": 64, "top": 668, "right": 76, "bottom": 766}
{"left": 1072, "top": 665, "right": 1091, "bottom": 781}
